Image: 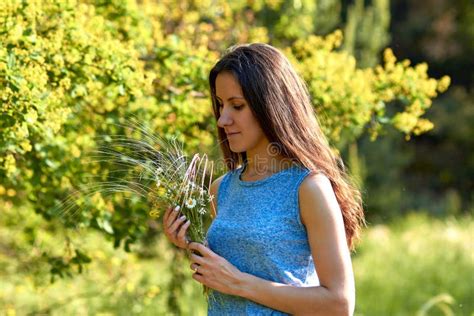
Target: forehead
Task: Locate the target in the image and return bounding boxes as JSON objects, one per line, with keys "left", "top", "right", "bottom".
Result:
{"left": 215, "top": 72, "right": 243, "bottom": 98}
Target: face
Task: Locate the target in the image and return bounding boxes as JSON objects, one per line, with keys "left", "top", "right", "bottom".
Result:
{"left": 215, "top": 72, "right": 268, "bottom": 153}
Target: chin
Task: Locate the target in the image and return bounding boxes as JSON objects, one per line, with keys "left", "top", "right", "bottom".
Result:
{"left": 229, "top": 146, "right": 245, "bottom": 153}
{"left": 228, "top": 142, "right": 246, "bottom": 153}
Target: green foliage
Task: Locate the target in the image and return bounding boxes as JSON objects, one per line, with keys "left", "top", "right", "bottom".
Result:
{"left": 289, "top": 31, "right": 450, "bottom": 148}
{"left": 343, "top": 0, "right": 391, "bottom": 68}
{"left": 359, "top": 88, "right": 474, "bottom": 220}
{"left": 0, "top": 0, "right": 451, "bottom": 297}
{"left": 363, "top": 0, "right": 474, "bottom": 218}
{"left": 252, "top": 0, "right": 318, "bottom": 43}
{"left": 354, "top": 213, "right": 473, "bottom": 315}
{"left": 0, "top": 200, "right": 206, "bottom": 315}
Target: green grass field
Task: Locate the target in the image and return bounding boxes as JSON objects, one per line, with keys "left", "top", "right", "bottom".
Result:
{"left": 354, "top": 213, "right": 473, "bottom": 315}
{"left": 0, "top": 204, "right": 472, "bottom": 315}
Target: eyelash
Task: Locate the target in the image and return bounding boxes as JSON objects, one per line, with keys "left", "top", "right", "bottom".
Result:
{"left": 217, "top": 103, "right": 243, "bottom": 110}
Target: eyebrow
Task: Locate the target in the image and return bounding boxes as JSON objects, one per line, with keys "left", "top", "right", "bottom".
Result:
{"left": 215, "top": 95, "right": 245, "bottom": 102}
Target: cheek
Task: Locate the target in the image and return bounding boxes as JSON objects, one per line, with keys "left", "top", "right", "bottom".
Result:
{"left": 243, "top": 111, "right": 259, "bottom": 131}
{"left": 237, "top": 109, "right": 266, "bottom": 144}
{"left": 246, "top": 121, "right": 266, "bottom": 143}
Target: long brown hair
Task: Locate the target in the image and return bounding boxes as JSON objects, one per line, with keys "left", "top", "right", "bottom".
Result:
{"left": 209, "top": 43, "right": 365, "bottom": 251}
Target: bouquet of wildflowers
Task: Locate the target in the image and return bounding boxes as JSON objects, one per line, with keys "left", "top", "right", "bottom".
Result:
{"left": 152, "top": 152, "right": 215, "bottom": 243}
{"left": 90, "top": 121, "right": 215, "bottom": 244}
{"left": 50, "top": 120, "right": 216, "bottom": 299}
{"left": 91, "top": 121, "right": 216, "bottom": 298}
{"left": 50, "top": 120, "right": 215, "bottom": 247}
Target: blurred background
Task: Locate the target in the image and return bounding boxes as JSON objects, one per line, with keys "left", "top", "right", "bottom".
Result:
{"left": 0, "top": 0, "right": 472, "bottom": 315}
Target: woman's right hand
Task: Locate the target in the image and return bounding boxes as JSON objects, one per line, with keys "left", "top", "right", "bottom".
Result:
{"left": 163, "top": 206, "right": 191, "bottom": 249}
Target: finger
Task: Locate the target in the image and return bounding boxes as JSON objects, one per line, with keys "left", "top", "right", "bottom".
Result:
{"left": 163, "top": 206, "right": 173, "bottom": 222}
{"left": 191, "top": 264, "right": 205, "bottom": 276}
{"left": 164, "top": 211, "right": 186, "bottom": 240}
{"left": 165, "top": 207, "right": 181, "bottom": 228}
{"left": 189, "top": 252, "right": 206, "bottom": 265}
{"left": 168, "top": 215, "right": 187, "bottom": 237}
{"left": 188, "top": 242, "right": 214, "bottom": 257}
{"left": 192, "top": 272, "right": 205, "bottom": 283}
{"left": 177, "top": 220, "right": 191, "bottom": 242}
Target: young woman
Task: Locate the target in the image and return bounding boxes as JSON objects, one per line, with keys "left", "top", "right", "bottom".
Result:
{"left": 163, "top": 43, "right": 365, "bottom": 315}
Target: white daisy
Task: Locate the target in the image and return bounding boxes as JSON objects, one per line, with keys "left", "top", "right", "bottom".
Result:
{"left": 185, "top": 198, "right": 196, "bottom": 209}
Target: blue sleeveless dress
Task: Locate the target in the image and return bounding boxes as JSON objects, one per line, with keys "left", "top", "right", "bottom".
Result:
{"left": 206, "top": 163, "right": 320, "bottom": 315}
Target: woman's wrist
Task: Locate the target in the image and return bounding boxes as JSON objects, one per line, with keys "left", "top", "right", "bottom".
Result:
{"left": 233, "top": 271, "right": 256, "bottom": 298}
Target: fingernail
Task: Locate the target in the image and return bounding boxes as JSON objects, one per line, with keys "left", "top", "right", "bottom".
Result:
{"left": 186, "top": 220, "right": 191, "bottom": 225}
{"left": 174, "top": 206, "right": 180, "bottom": 212}
{"left": 180, "top": 215, "right": 186, "bottom": 221}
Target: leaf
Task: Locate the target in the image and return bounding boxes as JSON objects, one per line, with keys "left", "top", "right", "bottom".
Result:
{"left": 118, "top": 84, "right": 125, "bottom": 96}
{"left": 97, "top": 217, "right": 114, "bottom": 234}
{"left": 7, "top": 53, "right": 15, "bottom": 69}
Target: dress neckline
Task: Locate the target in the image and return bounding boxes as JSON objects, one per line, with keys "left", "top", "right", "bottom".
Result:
{"left": 237, "top": 162, "right": 300, "bottom": 187}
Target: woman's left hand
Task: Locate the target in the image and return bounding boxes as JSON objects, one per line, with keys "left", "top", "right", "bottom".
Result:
{"left": 188, "top": 242, "right": 245, "bottom": 296}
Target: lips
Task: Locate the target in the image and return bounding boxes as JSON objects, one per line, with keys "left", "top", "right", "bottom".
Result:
{"left": 226, "top": 132, "right": 240, "bottom": 137}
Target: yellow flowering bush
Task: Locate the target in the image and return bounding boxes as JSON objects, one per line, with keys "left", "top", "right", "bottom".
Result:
{"left": 290, "top": 31, "right": 450, "bottom": 147}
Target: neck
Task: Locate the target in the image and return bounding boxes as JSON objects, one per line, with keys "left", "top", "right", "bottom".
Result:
{"left": 244, "top": 146, "right": 292, "bottom": 176}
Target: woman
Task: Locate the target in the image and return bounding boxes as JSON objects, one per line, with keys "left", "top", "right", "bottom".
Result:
{"left": 163, "top": 43, "right": 365, "bottom": 315}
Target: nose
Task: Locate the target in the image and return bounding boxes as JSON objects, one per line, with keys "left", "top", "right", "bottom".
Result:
{"left": 217, "top": 107, "right": 233, "bottom": 128}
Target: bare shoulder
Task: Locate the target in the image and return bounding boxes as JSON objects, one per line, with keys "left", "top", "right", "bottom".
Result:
{"left": 299, "top": 173, "right": 335, "bottom": 205}
{"left": 209, "top": 174, "right": 226, "bottom": 218}
{"left": 298, "top": 173, "right": 341, "bottom": 227}
{"left": 300, "top": 172, "right": 333, "bottom": 195}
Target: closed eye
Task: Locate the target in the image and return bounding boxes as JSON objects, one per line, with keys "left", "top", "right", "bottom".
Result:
{"left": 217, "top": 102, "right": 244, "bottom": 111}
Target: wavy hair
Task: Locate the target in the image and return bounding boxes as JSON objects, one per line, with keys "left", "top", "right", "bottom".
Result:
{"left": 209, "top": 43, "right": 365, "bottom": 251}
